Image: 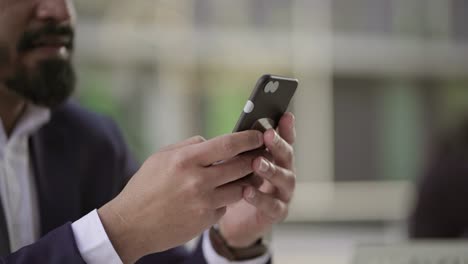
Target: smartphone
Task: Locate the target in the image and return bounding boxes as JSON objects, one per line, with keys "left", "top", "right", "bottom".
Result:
{"left": 233, "top": 74, "right": 298, "bottom": 133}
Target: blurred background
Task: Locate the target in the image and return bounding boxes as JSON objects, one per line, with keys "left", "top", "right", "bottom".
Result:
{"left": 73, "top": 0, "right": 468, "bottom": 263}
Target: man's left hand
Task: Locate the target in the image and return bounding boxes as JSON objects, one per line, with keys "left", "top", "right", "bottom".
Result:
{"left": 218, "top": 112, "right": 297, "bottom": 248}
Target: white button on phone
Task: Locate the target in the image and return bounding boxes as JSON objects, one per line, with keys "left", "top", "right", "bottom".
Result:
{"left": 243, "top": 100, "right": 254, "bottom": 113}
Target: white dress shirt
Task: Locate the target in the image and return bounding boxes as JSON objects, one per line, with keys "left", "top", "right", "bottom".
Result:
{"left": 0, "top": 103, "right": 269, "bottom": 264}
{"left": 0, "top": 104, "right": 49, "bottom": 251}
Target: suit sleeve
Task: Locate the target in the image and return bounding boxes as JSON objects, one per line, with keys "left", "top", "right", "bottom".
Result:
{"left": 1, "top": 223, "right": 86, "bottom": 264}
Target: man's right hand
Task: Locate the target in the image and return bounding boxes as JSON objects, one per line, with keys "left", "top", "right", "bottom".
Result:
{"left": 98, "top": 130, "right": 264, "bottom": 264}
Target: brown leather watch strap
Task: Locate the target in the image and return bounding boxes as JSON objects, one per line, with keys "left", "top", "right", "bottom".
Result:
{"left": 209, "top": 227, "right": 268, "bottom": 261}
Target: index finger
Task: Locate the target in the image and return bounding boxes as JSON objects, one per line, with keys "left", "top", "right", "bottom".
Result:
{"left": 159, "top": 136, "right": 206, "bottom": 152}
{"left": 189, "top": 130, "right": 264, "bottom": 166}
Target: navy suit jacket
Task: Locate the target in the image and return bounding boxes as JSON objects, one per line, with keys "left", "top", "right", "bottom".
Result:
{"left": 1, "top": 102, "right": 207, "bottom": 263}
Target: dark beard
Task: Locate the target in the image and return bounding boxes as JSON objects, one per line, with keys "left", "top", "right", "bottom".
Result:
{"left": 2, "top": 22, "right": 76, "bottom": 108}
{"left": 0, "top": 43, "right": 10, "bottom": 68}
{"left": 5, "top": 58, "right": 76, "bottom": 108}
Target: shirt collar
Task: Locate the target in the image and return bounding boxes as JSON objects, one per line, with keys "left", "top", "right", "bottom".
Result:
{"left": 0, "top": 104, "right": 51, "bottom": 148}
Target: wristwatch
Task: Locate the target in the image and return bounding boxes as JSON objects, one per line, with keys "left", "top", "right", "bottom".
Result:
{"left": 209, "top": 226, "right": 269, "bottom": 261}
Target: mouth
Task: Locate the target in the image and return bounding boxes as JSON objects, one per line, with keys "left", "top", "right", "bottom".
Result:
{"left": 24, "top": 36, "right": 72, "bottom": 59}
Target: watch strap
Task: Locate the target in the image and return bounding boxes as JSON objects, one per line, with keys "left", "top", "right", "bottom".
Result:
{"left": 209, "top": 227, "right": 268, "bottom": 261}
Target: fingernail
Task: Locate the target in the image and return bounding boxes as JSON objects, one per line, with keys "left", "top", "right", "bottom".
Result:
{"left": 289, "top": 114, "right": 296, "bottom": 129}
{"left": 245, "top": 187, "right": 255, "bottom": 199}
{"left": 257, "top": 132, "right": 264, "bottom": 146}
{"left": 273, "top": 131, "right": 280, "bottom": 144}
{"left": 289, "top": 112, "right": 296, "bottom": 122}
{"left": 259, "top": 158, "right": 269, "bottom": 173}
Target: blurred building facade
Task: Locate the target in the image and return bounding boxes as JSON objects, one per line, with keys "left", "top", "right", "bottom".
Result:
{"left": 73, "top": 0, "right": 468, "bottom": 225}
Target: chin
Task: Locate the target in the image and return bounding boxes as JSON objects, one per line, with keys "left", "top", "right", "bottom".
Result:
{"left": 5, "top": 57, "right": 76, "bottom": 108}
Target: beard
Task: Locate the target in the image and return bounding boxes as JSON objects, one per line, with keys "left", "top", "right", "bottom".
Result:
{"left": 1, "top": 23, "right": 76, "bottom": 108}
{"left": 0, "top": 44, "right": 8, "bottom": 67}
{"left": 5, "top": 58, "right": 76, "bottom": 108}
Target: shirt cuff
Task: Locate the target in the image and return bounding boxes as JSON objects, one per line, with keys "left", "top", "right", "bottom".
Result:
{"left": 71, "top": 209, "right": 123, "bottom": 264}
{"left": 202, "top": 230, "right": 271, "bottom": 264}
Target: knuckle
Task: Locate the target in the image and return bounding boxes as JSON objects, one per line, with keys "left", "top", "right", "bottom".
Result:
{"left": 248, "top": 131, "right": 261, "bottom": 146}
{"left": 192, "top": 135, "right": 206, "bottom": 144}
{"left": 269, "top": 163, "right": 278, "bottom": 176}
{"left": 283, "top": 195, "right": 292, "bottom": 204}
{"left": 185, "top": 177, "right": 197, "bottom": 192}
{"left": 271, "top": 201, "right": 283, "bottom": 217}
{"left": 289, "top": 180, "right": 296, "bottom": 194}
{"left": 188, "top": 176, "right": 204, "bottom": 192}
{"left": 172, "top": 152, "right": 189, "bottom": 170}
{"left": 288, "top": 145, "right": 295, "bottom": 158}
{"left": 239, "top": 155, "right": 254, "bottom": 174}
{"left": 289, "top": 144, "right": 295, "bottom": 154}
{"left": 284, "top": 153, "right": 294, "bottom": 167}
{"left": 285, "top": 145, "right": 294, "bottom": 162}
{"left": 186, "top": 180, "right": 208, "bottom": 205}
{"left": 221, "top": 137, "right": 237, "bottom": 154}
{"left": 195, "top": 206, "right": 211, "bottom": 219}
{"left": 283, "top": 190, "right": 293, "bottom": 204}
{"left": 286, "top": 171, "right": 296, "bottom": 190}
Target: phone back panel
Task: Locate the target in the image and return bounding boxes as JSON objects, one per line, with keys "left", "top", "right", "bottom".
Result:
{"left": 233, "top": 75, "right": 298, "bottom": 132}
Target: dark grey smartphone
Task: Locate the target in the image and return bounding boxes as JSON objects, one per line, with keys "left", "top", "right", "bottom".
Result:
{"left": 233, "top": 74, "right": 298, "bottom": 133}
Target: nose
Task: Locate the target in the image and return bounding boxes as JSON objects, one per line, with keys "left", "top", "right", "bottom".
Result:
{"left": 35, "top": 0, "right": 75, "bottom": 23}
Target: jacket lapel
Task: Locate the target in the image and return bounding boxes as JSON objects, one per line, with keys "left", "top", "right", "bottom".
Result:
{"left": 29, "top": 125, "right": 81, "bottom": 236}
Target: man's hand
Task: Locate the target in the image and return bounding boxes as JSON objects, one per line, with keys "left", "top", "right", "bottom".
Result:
{"left": 218, "top": 113, "right": 296, "bottom": 248}
{"left": 98, "top": 131, "right": 264, "bottom": 264}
